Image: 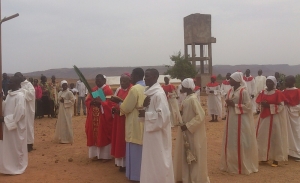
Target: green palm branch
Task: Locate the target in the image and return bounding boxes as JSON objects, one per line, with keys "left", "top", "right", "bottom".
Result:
{"left": 73, "top": 65, "right": 92, "bottom": 94}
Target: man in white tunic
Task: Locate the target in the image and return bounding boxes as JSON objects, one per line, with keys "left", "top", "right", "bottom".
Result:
{"left": 220, "top": 72, "right": 258, "bottom": 175}
{"left": 220, "top": 73, "right": 232, "bottom": 120}
{"left": 174, "top": 78, "right": 210, "bottom": 183}
{"left": 15, "top": 72, "right": 35, "bottom": 152}
{"left": 0, "top": 76, "right": 27, "bottom": 175}
{"left": 254, "top": 70, "right": 266, "bottom": 114}
{"left": 283, "top": 75, "right": 300, "bottom": 161}
{"left": 244, "top": 69, "right": 256, "bottom": 113}
{"left": 139, "top": 68, "right": 174, "bottom": 183}
{"left": 206, "top": 75, "right": 222, "bottom": 122}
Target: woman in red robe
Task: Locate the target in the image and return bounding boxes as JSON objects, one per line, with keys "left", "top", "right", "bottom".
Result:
{"left": 110, "top": 73, "right": 132, "bottom": 171}
{"left": 256, "top": 76, "right": 288, "bottom": 167}
{"left": 85, "top": 74, "right": 113, "bottom": 161}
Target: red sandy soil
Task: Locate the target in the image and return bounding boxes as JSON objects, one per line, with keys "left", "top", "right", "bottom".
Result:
{"left": 1, "top": 97, "right": 300, "bottom": 183}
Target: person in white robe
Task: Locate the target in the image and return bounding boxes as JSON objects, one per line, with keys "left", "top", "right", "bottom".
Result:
{"left": 173, "top": 78, "right": 210, "bottom": 183}
{"left": 220, "top": 73, "right": 232, "bottom": 120}
{"left": 220, "top": 72, "right": 258, "bottom": 175}
{"left": 256, "top": 76, "right": 288, "bottom": 167}
{"left": 0, "top": 76, "right": 27, "bottom": 175}
{"left": 15, "top": 72, "right": 36, "bottom": 152}
{"left": 244, "top": 69, "right": 256, "bottom": 113}
{"left": 162, "top": 76, "right": 181, "bottom": 127}
{"left": 254, "top": 70, "right": 266, "bottom": 114}
{"left": 177, "top": 84, "right": 187, "bottom": 109}
{"left": 54, "top": 80, "right": 75, "bottom": 144}
{"left": 206, "top": 75, "right": 222, "bottom": 122}
{"left": 139, "top": 68, "right": 174, "bottom": 183}
{"left": 283, "top": 75, "right": 300, "bottom": 161}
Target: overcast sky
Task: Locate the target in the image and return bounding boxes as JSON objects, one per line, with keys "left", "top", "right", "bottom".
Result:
{"left": 2, "top": 0, "right": 299, "bottom": 73}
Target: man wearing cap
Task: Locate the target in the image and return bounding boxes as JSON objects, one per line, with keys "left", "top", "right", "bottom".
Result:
{"left": 54, "top": 80, "right": 75, "bottom": 144}
{"left": 206, "top": 75, "right": 222, "bottom": 122}
{"left": 174, "top": 78, "right": 210, "bottom": 183}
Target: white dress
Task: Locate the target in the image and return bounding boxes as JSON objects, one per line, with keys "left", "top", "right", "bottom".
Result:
{"left": 0, "top": 90, "right": 27, "bottom": 174}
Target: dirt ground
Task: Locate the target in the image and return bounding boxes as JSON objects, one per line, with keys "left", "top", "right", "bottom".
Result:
{"left": 1, "top": 97, "right": 300, "bottom": 183}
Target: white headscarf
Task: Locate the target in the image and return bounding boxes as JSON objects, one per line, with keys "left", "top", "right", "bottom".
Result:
{"left": 61, "top": 80, "right": 68, "bottom": 86}
{"left": 230, "top": 72, "right": 246, "bottom": 87}
{"left": 181, "top": 78, "right": 195, "bottom": 90}
{"left": 266, "top": 76, "right": 277, "bottom": 89}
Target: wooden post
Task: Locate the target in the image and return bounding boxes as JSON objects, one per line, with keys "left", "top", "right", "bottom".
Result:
{"left": 0, "top": 0, "right": 3, "bottom": 140}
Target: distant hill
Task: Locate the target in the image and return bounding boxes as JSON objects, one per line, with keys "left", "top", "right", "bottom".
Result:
{"left": 21, "top": 64, "right": 300, "bottom": 79}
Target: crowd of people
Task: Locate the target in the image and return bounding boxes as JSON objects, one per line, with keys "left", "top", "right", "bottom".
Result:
{"left": 0, "top": 68, "right": 299, "bottom": 183}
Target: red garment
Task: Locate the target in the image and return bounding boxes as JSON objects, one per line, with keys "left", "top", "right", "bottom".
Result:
{"left": 222, "top": 80, "right": 230, "bottom": 85}
{"left": 206, "top": 82, "right": 219, "bottom": 87}
{"left": 85, "top": 85, "right": 114, "bottom": 147}
{"left": 256, "top": 90, "right": 285, "bottom": 118}
{"left": 194, "top": 86, "right": 200, "bottom": 91}
{"left": 34, "top": 85, "right": 42, "bottom": 99}
{"left": 111, "top": 85, "right": 132, "bottom": 158}
{"left": 161, "top": 84, "right": 176, "bottom": 93}
{"left": 282, "top": 88, "right": 300, "bottom": 106}
{"left": 243, "top": 76, "right": 254, "bottom": 82}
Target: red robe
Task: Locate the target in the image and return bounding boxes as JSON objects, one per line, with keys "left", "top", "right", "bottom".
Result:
{"left": 162, "top": 84, "right": 176, "bottom": 97}
{"left": 282, "top": 89, "right": 300, "bottom": 106}
{"left": 256, "top": 90, "right": 285, "bottom": 118}
{"left": 85, "top": 85, "right": 113, "bottom": 147}
{"left": 111, "top": 85, "right": 132, "bottom": 158}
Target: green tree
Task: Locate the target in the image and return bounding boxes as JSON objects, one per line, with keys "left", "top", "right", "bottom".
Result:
{"left": 217, "top": 74, "right": 223, "bottom": 80}
{"left": 295, "top": 74, "right": 300, "bottom": 88}
{"left": 164, "top": 51, "right": 197, "bottom": 81}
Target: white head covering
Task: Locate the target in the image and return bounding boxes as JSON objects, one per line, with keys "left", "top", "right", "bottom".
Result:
{"left": 61, "top": 80, "right": 68, "bottom": 86}
{"left": 181, "top": 78, "right": 195, "bottom": 90}
{"left": 230, "top": 72, "right": 246, "bottom": 87}
{"left": 266, "top": 76, "right": 277, "bottom": 89}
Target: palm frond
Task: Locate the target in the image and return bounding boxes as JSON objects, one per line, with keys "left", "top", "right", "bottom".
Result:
{"left": 73, "top": 65, "right": 92, "bottom": 94}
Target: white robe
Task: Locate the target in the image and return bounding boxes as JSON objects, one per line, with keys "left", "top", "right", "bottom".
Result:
{"left": 256, "top": 90, "right": 288, "bottom": 162}
{"left": 254, "top": 76, "right": 266, "bottom": 95}
{"left": 254, "top": 75, "right": 266, "bottom": 111}
{"left": 167, "top": 90, "right": 181, "bottom": 126}
{"left": 141, "top": 82, "right": 174, "bottom": 183}
{"left": 220, "top": 81, "right": 232, "bottom": 117}
{"left": 174, "top": 93, "right": 210, "bottom": 183}
{"left": 21, "top": 80, "right": 35, "bottom": 144}
{"left": 177, "top": 84, "right": 186, "bottom": 109}
{"left": 285, "top": 88, "right": 300, "bottom": 158}
{"left": 244, "top": 76, "right": 256, "bottom": 113}
{"left": 206, "top": 85, "right": 222, "bottom": 117}
{"left": 54, "top": 89, "right": 75, "bottom": 144}
{"left": 220, "top": 86, "right": 258, "bottom": 175}
{"left": 0, "top": 90, "right": 27, "bottom": 175}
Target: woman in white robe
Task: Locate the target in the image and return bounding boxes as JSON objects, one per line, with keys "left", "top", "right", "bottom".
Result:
{"left": 282, "top": 75, "right": 300, "bottom": 161}
{"left": 220, "top": 72, "right": 258, "bottom": 175}
{"left": 54, "top": 80, "right": 75, "bottom": 144}
{"left": 256, "top": 76, "right": 288, "bottom": 166}
{"left": 174, "top": 78, "right": 210, "bottom": 183}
